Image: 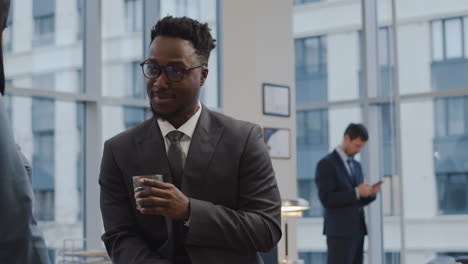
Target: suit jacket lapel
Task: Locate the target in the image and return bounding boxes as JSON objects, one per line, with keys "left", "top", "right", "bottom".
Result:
{"left": 136, "top": 117, "right": 172, "bottom": 183}
{"left": 135, "top": 117, "right": 173, "bottom": 257}
{"left": 331, "top": 150, "right": 354, "bottom": 187}
{"left": 183, "top": 106, "right": 223, "bottom": 194}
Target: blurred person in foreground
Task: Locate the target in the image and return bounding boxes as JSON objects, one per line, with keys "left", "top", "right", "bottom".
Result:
{"left": 0, "top": 0, "right": 50, "bottom": 263}
{"left": 316, "top": 123, "right": 382, "bottom": 264}
{"left": 99, "top": 16, "right": 282, "bottom": 264}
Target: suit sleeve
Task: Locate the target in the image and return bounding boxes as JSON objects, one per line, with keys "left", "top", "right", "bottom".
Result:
{"left": 185, "top": 125, "right": 282, "bottom": 252}
{"left": 315, "top": 159, "right": 360, "bottom": 209}
{"left": 99, "top": 141, "right": 170, "bottom": 264}
{"left": 0, "top": 96, "right": 49, "bottom": 264}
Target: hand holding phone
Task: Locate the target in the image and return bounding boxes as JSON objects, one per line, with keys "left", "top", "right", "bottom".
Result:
{"left": 372, "top": 180, "right": 383, "bottom": 187}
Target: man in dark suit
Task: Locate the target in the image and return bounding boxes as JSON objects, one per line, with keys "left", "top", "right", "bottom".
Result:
{"left": 315, "top": 123, "right": 381, "bottom": 264}
{"left": 99, "top": 16, "right": 282, "bottom": 264}
{"left": 0, "top": 1, "right": 50, "bottom": 263}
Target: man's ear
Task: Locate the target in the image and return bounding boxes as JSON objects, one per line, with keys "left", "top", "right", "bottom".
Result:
{"left": 200, "top": 68, "right": 209, "bottom": 86}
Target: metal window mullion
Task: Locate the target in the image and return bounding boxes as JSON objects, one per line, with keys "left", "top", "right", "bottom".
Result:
{"left": 443, "top": 19, "right": 447, "bottom": 60}
{"left": 390, "top": 0, "right": 407, "bottom": 262}
{"left": 83, "top": 0, "right": 103, "bottom": 250}
{"left": 362, "top": 0, "right": 384, "bottom": 263}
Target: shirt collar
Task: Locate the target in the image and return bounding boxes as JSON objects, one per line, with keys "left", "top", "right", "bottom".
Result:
{"left": 336, "top": 145, "right": 351, "bottom": 163}
{"left": 157, "top": 101, "right": 202, "bottom": 139}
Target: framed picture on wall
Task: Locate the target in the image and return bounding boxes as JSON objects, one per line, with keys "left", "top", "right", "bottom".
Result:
{"left": 262, "top": 83, "right": 290, "bottom": 117}
{"left": 263, "top": 127, "right": 290, "bottom": 159}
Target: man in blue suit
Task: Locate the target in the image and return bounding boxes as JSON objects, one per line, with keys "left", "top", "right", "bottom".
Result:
{"left": 315, "top": 123, "right": 381, "bottom": 264}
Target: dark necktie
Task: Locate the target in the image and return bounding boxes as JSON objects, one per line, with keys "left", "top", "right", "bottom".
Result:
{"left": 167, "top": 131, "right": 184, "bottom": 188}
{"left": 166, "top": 131, "right": 190, "bottom": 263}
{"left": 347, "top": 158, "right": 357, "bottom": 186}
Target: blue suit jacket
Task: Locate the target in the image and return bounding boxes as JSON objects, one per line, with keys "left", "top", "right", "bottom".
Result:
{"left": 315, "top": 150, "right": 375, "bottom": 237}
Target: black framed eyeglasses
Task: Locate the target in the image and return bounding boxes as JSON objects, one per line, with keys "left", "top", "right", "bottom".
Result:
{"left": 139, "top": 60, "right": 206, "bottom": 82}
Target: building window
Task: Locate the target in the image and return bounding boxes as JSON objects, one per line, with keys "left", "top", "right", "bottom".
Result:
{"left": 128, "top": 61, "right": 145, "bottom": 99}
{"left": 385, "top": 252, "right": 401, "bottom": 264}
{"left": 434, "top": 96, "right": 468, "bottom": 215}
{"left": 124, "top": 0, "right": 143, "bottom": 32}
{"left": 295, "top": 36, "right": 328, "bottom": 104}
{"left": 32, "top": 0, "right": 55, "bottom": 47}
{"left": 77, "top": 0, "right": 83, "bottom": 40}
{"left": 123, "top": 106, "right": 146, "bottom": 130}
{"left": 31, "top": 73, "right": 55, "bottom": 221}
{"left": 34, "top": 190, "right": 55, "bottom": 221}
{"left": 3, "top": 2, "right": 13, "bottom": 53}
{"left": 175, "top": 0, "right": 201, "bottom": 18}
{"left": 432, "top": 17, "right": 468, "bottom": 61}
{"left": 298, "top": 252, "right": 327, "bottom": 264}
{"left": 359, "top": 27, "right": 395, "bottom": 97}
{"left": 297, "top": 109, "right": 329, "bottom": 217}
{"left": 297, "top": 109, "right": 328, "bottom": 146}
{"left": 431, "top": 17, "right": 468, "bottom": 91}
{"left": 294, "top": 0, "right": 321, "bottom": 4}
{"left": 435, "top": 97, "right": 468, "bottom": 138}
{"left": 436, "top": 173, "right": 468, "bottom": 214}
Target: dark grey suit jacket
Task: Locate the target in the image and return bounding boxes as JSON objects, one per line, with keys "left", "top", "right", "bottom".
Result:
{"left": 315, "top": 150, "right": 375, "bottom": 237}
{"left": 0, "top": 96, "right": 50, "bottom": 264}
{"left": 99, "top": 106, "right": 282, "bottom": 264}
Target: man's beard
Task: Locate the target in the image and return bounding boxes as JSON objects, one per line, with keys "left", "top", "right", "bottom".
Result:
{"left": 150, "top": 102, "right": 183, "bottom": 120}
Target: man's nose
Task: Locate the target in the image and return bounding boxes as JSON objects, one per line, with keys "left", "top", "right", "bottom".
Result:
{"left": 153, "top": 71, "right": 169, "bottom": 88}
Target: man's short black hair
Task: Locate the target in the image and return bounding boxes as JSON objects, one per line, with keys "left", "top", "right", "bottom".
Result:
{"left": 150, "top": 16, "right": 216, "bottom": 64}
{"left": 344, "top": 123, "right": 369, "bottom": 142}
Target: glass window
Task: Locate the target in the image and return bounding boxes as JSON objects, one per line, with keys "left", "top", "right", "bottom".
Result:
{"left": 445, "top": 18, "right": 463, "bottom": 59}
{"left": 159, "top": 0, "right": 220, "bottom": 109}
{"left": 385, "top": 252, "right": 401, "bottom": 264}
{"left": 298, "top": 252, "right": 327, "bottom": 264}
{"left": 465, "top": 16, "right": 468, "bottom": 59}
{"left": 123, "top": 106, "right": 147, "bottom": 130}
{"left": 447, "top": 97, "right": 465, "bottom": 136}
{"left": 3, "top": 23, "right": 12, "bottom": 52}
{"left": 432, "top": 21, "right": 444, "bottom": 61}
{"left": 9, "top": 96, "right": 85, "bottom": 259}
{"left": 128, "top": 61, "right": 145, "bottom": 99}
{"left": 296, "top": 109, "right": 329, "bottom": 218}
{"left": 295, "top": 36, "right": 328, "bottom": 104}
{"left": 77, "top": 0, "right": 83, "bottom": 40}
{"left": 379, "top": 28, "right": 389, "bottom": 66}
{"left": 304, "top": 37, "right": 321, "bottom": 74}
{"left": 33, "top": 15, "right": 55, "bottom": 47}
{"left": 437, "top": 173, "right": 468, "bottom": 214}
{"left": 435, "top": 99, "right": 447, "bottom": 138}
{"left": 124, "top": 0, "right": 143, "bottom": 32}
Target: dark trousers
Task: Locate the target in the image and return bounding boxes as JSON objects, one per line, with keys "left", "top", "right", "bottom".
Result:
{"left": 326, "top": 235, "right": 364, "bottom": 264}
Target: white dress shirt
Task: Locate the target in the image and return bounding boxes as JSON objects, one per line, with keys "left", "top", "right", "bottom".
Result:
{"left": 157, "top": 102, "right": 202, "bottom": 168}
{"left": 335, "top": 145, "right": 360, "bottom": 199}
{"left": 156, "top": 102, "right": 202, "bottom": 226}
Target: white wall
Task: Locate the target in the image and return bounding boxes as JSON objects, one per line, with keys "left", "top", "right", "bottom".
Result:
{"left": 222, "top": 0, "right": 297, "bottom": 261}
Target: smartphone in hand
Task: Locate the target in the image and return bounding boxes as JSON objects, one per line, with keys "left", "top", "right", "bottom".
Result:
{"left": 372, "top": 180, "right": 383, "bottom": 187}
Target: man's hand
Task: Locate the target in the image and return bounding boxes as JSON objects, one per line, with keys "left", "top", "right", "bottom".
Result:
{"left": 371, "top": 182, "right": 382, "bottom": 195}
{"left": 357, "top": 183, "right": 373, "bottom": 198}
{"left": 134, "top": 179, "right": 190, "bottom": 221}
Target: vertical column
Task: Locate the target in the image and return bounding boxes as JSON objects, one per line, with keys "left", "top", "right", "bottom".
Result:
{"left": 361, "top": 0, "right": 384, "bottom": 263}
{"left": 84, "top": 0, "right": 103, "bottom": 250}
